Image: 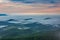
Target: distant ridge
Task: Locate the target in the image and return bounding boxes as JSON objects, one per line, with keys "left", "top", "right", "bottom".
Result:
{"left": 7, "top": 19, "right": 17, "bottom": 21}
{"left": 0, "top": 14, "right": 7, "bottom": 16}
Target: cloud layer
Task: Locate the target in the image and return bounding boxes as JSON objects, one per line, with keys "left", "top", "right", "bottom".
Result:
{"left": 0, "top": 0, "right": 10, "bottom": 3}
{"left": 10, "top": 0, "right": 60, "bottom": 4}
{"left": 0, "top": 0, "right": 60, "bottom": 3}
{"left": 0, "top": 0, "right": 60, "bottom": 15}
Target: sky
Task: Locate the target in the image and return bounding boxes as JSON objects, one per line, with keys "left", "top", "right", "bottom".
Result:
{"left": 0, "top": 0, "right": 60, "bottom": 15}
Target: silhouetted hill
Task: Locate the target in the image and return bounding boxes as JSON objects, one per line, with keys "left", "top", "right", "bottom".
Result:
{"left": 44, "top": 17, "right": 51, "bottom": 20}
{"left": 7, "top": 19, "right": 17, "bottom": 21}
{"left": 24, "top": 18, "right": 32, "bottom": 20}
{"left": 0, "top": 14, "right": 7, "bottom": 16}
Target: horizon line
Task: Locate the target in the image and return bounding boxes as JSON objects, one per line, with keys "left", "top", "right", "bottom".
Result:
{"left": 0, "top": 13, "right": 60, "bottom": 15}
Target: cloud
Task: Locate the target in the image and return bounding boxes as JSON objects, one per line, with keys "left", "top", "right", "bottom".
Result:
{"left": 0, "top": 25, "right": 8, "bottom": 28}
{"left": 10, "top": 0, "right": 60, "bottom": 4}
{"left": 18, "top": 27, "right": 30, "bottom": 30}
{"left": 0, "top": 3, "right": 60, "bottom": 14}
{"left": 0, "top": 0, "right": 60, "bottom": 4}
{"left": 0, "top": 0, "right": 11, "bottom": 3}
{"left": 0, "top": 0, "right": 60, "bottom": 15}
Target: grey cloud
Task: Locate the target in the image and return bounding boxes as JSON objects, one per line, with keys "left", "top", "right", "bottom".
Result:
{"left": 10, "top": 0, "right": 60, "bottom": 4}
